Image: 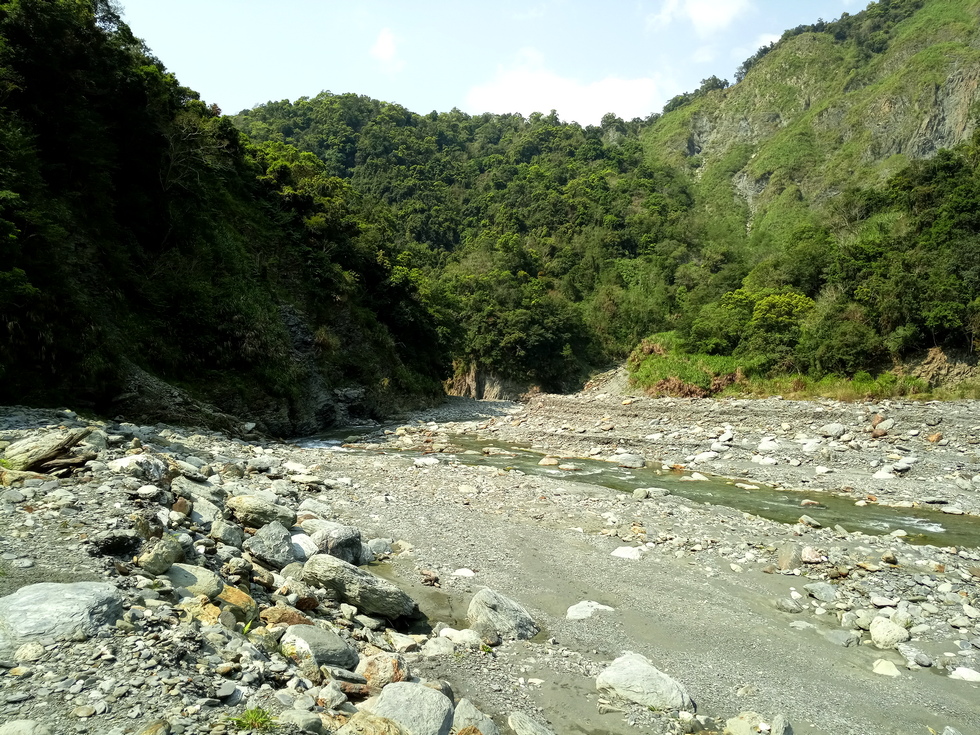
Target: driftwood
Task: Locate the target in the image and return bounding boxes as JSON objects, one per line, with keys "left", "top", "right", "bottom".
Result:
{"left": 38, "top": 452, "right": 97, "bottom": 471}
{"left": 2, "top": 427, "right": 91, "bottom": 471}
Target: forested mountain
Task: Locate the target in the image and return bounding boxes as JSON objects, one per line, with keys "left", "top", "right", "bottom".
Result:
{"left": 2, "top": 0, "right": 979, "bottom": 433}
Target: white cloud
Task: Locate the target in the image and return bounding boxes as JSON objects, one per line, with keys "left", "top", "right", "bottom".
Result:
{"left": 692, "top": 45, "right": 717, "bottom": 63}
{"left": 369, "top": 28, "right": 405, "bottom": 72}
{"left": 464, "top": 48, "right": 671, "bottom": 125}
{"left": 730, "top": 31, "right": 781, "bottom": 61}
{"left": 647, "top": 0, "right": 752, "bottom": 37}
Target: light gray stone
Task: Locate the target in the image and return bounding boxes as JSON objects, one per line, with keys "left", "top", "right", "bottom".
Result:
{"left": 467, "top": 588, "right": 539, "bottom": 641}
{"left": 819, "top": 423, "right": 846, "bottom": 439}
{"left": 209, "top": 519, "right": 245, "bottom": 548}
{"left": 281, "top": 624, "right": 359, "bottom": 671}
{"left": 0, "top": 582, "right": 123, "bottom": 653}
{"left": 770, "top": 715, "right": 794, "bottom": 735}
{"left": 825, "top": 629, "right": 861, "bottom": 648}
{"left": 803, "top": 582, "right": 837, "bottom": 603}
{"left": 421, "top": 637, "right": 455, "bottom": 657}
{"left": 370, "top": 682, "right": 453, "bottom": 735}
{"left": 302, "top": 554, "right": 418, "bottom": 619}
{"left": 507, "top": 712, "right": 556, "bottom": 735}
{"left": 596, "top": 653, "right": 694, "bottom": 711}
{"left": 566, "top": 600, "right": 614, "bottom": 620}
{"left": 870, "top": 617, "right": 910, "bottom": 649}
{"left": 163, "top": 563, "right": 224, "bottom": 599}
{"left": 453, "top": 699, "right": 499, "bottom": 735}
{"left": 615, "top": 454, "right": 646, "bottom": 469}
{"left": 170, "top": 474, "right": 224, "bottom": 506}
{"left": 244, "top": 521, "right": 296, "bottom": 570}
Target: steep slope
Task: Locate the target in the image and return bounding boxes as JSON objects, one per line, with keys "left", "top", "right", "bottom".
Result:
{"left": 644, "top": 0, "right": 980, "bottom": 240}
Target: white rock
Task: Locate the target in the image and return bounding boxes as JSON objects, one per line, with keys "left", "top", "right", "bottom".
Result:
{"left": 566, "top": 601, "right": 615, "bottom": 620}
{"left": 610, "top": 546, "right": 643, "bottom": 561}
{"left": 950, "top": 667, "right": 980, "bottom": 682}
{"left": 872, "top": 659, "right": 902, "bottom": 677}
{"left": 414, "top": 456, "right": 439, "bottom": 467}
{"left": 870, "top": 617, "right": 910, "bottom": 649}
{"left": 452, "top": 568, "right": 476, "bottom": 577}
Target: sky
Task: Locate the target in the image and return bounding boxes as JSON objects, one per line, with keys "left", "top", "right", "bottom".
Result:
{"left": 117, "top": 0, "right": 868, "bottom": 126}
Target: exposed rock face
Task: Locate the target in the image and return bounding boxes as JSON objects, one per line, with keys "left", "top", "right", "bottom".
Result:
{"left": 446, "top": 362, "right": 528, "bottom": 401}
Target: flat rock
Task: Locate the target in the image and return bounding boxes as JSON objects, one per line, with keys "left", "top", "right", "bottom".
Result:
{"left": 370, "top": 682, "right": 453, "bottom": 735}
{"left": 507, "top": 712, "right": 556, "bottom": 735}
{"left": 303, "top": 554, "right": 418, "bottom": 619}
{"left": 595, "top": 652, "right": 694, "bottom": 711}
{"left": 949, "top": 667, "right": 980, "bottom": 682}
{"left": 0, "top": 582, "right": 123, "bottom": 653}
{"left": 825, "top": 629, "right": 861, "bottom": 647}
{"left": 872, "top": 659, "right": 902, "bottom": 677}
{"left": 803, "top": 582, "right": 837, "bottom": 603}
{"left": 726, "top": 712, "right": 765, "bottom": 735}
{"left": 467, "top": 588, "right": 539, "bottom": 641}
{"left": 0, "top": 722, "right": 55, "bottom": 735}
{"left": 566, "top": 600, "right": 614, "bottom": 620}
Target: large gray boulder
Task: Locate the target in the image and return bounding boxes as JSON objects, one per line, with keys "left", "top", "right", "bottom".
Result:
{"left": 226, "top": 494, "right": 296, "bottom": 528}
{"left": 596, "top": 653, "right": 695, "bottom": 711}
{"left": 170, "top": 474, "right": 225, "bottom": 506}
{"left": 370, "top": 682, "right": 453, "bottom": 735}
{"left": 302, "top": 554, "right": 418, "bottom": 620}
{"left": 453, "top": 699, "right": 499, "bottom": 735}
{"left": 0, "top": 582, "right": 123, "bottom": 653}
{"left": 466, "top": 588, "right": 539, "bottom": 641}
{"left": 243, "top": 520, "right": 296, "bottom": 570}
{"left": 281, "top": 624, "right": 358, "bottom": 671}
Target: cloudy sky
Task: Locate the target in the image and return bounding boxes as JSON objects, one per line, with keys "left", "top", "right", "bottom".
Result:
{"left": 118, "top": 0, "right": 867, "bottom": 125}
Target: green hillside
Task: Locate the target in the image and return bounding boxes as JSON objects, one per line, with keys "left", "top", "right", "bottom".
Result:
{"left": 2, "top": 0, "right": 979, "bottom": 430}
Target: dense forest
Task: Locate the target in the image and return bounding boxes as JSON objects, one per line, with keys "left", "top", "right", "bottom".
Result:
{"left": 1, "top": 0, "right": 979, "bottom": 432}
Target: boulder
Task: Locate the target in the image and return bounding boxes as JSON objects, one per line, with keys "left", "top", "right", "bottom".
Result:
{"left": 507, "top": 713, "right": 556, "bottom": 735}
{"left": 370, "top": 682, "right": 453, "bottom": 735}
{"left": 302, "top": 554, "right": 418, "bottom": 619}
{"left": 209, "top": 519, "right": 245, "bottom": 548}
{"left": 278, "top": 710, "right": 327, "bottom": 734}
{"left": 819, "top": 423, "right": 846, "bottom": 439}
{"left": 307, "top": 521, "right": 362, "bottom": 565}
{"left": 163, "top": 563, "right": 225, "bottom": 599}
{"left": 596, "top": 653, "right": 694, "bottom": 711}
{"left": 466, "top": 588, "right": 539, "bottom": 641}
{"left": 226, "top": 494, "right": 296, "bottom": 528}
{"left": 243, "top": 521, "right": 297, "bottom": 570}
{"left": 0, "top": 582, "right": 123, "bottom": 653}
{"left": 281, "top": 624, "right": 358, "bottom": 671}
{"left": 137, "top": 534, "right": 185, "bottom": 575}
{"left": 726, "top": 712, "right": 765, "bottom": 735}
{"left": 356, "top": 652, "right": 412, "bottom": 692}
{"left": 869, "top": 617, "right": 910, "bottom": 649}
{"left": 566, "top": 601, "right": 614, "bottom": 620}
{"left": 453, "top": 699, "right": 499, "bottom": 735}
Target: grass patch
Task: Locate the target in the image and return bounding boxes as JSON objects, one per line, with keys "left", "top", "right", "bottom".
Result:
{"left": 225, "top": 708, "right": 278, "bottom": 732}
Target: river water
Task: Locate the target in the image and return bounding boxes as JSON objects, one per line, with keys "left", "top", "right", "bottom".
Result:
{"left": 298, "top": 430, "right": 980, "bottom": 548}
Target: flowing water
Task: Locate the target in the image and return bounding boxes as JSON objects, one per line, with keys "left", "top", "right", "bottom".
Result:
{"left": 298, "top": 429, "right": 980, "bottom": 549}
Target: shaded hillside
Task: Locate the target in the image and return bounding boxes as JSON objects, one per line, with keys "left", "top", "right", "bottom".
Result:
{"left": 0, "top": 0, "right": 446, "bottom": 433}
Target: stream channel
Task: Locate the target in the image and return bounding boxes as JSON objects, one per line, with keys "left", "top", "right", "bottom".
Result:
{"left": 299, "top": 429, "right": 980, "bottom": 549}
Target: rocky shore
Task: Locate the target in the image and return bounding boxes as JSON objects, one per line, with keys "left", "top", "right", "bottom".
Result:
{"left": 0, "top": 386, "right": 978, "bottom": 735}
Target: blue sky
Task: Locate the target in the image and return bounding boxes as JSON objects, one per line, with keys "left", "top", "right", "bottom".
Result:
{"left": 118, "top": 0, "right": 866, "bottom": 125}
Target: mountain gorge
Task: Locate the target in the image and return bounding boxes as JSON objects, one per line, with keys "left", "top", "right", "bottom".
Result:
{"left": 2, "top": 0, "right": 980, "bottom": 433}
